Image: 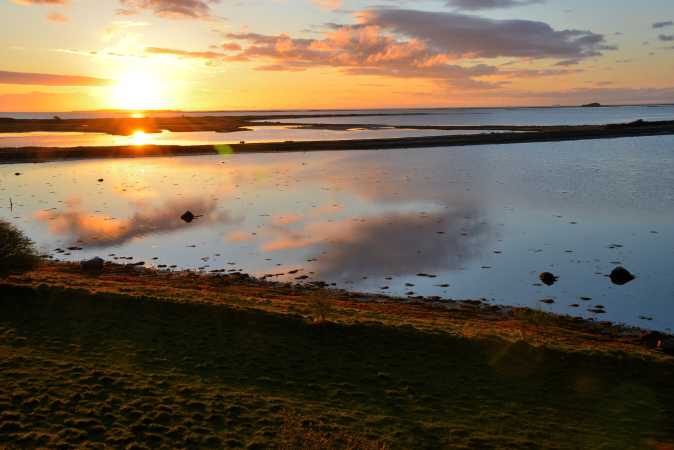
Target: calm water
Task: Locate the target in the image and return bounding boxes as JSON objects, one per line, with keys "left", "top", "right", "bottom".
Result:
{"left": 2, "top": 104, "right": 673, "bottom": 125}
{"left": 265, "top": 105, "right": 674, "bottom": 127}
{"left": 0, "top": 126, "right": 491, "bottom": 148}
{"left": 1, "top": 136, "right": 673, "bottom": 331}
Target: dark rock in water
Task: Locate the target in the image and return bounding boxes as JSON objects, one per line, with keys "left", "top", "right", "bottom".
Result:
{"left": 540, "top": 298, "right": 555, "bottom": 304}
{"left": 81, "top": 257, "right": 104, "bottom": 273}
{"left": 97, "top": 178, "right": 104, "bottom": 182}
{"left": 14, "top": 172, "right": 21, "bottom": 176}
{"left": 609, "top": 266, "right": 635, "bottom": 285}
{"left": 539, "top": 272, "right": 558, "bottom": 286}
{"left": 180, "top": 211, "right": 195, "bottom": 223}
{"left": 582, "top": 102, "right": 601, "bottom": 107}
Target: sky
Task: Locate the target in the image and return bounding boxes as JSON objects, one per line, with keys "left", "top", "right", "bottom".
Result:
{"left": 0, "top": 0, "right": 673, "bottom": 111}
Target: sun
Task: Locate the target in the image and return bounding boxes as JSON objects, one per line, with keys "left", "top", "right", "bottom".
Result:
{"left": 111, "top": 71, "right": 165, "bottom": 111}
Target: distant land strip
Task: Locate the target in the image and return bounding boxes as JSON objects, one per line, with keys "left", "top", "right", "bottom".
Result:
{"left": 1, "top": 120, "right": 673, "bottom": 164}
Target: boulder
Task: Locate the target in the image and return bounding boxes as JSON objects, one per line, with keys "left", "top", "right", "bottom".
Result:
{"left": 180, "top": 211, "right": 195, "bottom": 223}
{"left": 80, "top": 257, "right": 104, "bottom": 273}
{"left": 609, "top": 266, "right": 635, "bottom": 285}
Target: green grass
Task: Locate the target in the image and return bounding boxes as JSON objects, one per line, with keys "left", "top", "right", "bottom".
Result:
{"left": 0, "top": 221, "right": 39, "bottom": 277}
{"left": 0, "top": 284, "right": 673, "bottom": 449}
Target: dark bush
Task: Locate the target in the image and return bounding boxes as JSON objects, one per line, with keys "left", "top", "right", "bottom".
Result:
{"left": 0, "top": 220, "right": 39, "bottom": 276}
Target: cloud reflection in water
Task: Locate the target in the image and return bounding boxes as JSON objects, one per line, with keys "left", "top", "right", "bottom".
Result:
{"left": 35, "top": 198, "right": 240, "bottom": 247}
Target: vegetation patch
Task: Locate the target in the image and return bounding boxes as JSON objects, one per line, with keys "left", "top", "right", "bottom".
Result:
{"left": 0, "top": 263, "right": 673, "bottom": 448}
{"left": 0, "top": 221, "right": 39, "bottom": 277}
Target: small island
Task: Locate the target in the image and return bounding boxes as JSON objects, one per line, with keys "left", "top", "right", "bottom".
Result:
{"left": 582, "top": 102, "right": 602, "bottom": 107}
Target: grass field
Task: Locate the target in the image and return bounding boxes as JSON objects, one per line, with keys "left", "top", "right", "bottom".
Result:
{"left": 0, "top": 264, "right": 673, "bottom": 449}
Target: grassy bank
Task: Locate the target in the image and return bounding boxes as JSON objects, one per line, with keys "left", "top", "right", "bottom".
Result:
{"left": 1, "top": 263, "right": 673, "bottom": 449}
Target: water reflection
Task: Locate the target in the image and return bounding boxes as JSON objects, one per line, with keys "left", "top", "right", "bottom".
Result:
{"left": 1, "top": 136, "right": 674, "bottom": 331}
{"left": 35, "top": 198, "right": 240, "bottom": 247}
{"left": 261, "top": 208, "right": 490, "bottom": 279}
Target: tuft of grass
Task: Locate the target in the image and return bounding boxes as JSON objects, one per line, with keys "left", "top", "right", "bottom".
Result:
{"left": 0, "top": 221, "right": 39, "bottom": 277}
{"left": 513, "top": 307, "right": 559, "bottom": 328}
{"left": 308, "top": 291, "right": 333, "bottom": 323}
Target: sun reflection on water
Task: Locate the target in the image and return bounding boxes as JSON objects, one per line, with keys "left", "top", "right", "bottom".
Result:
{"left": 130, "top": 130, "right": 151, "bottom": 146}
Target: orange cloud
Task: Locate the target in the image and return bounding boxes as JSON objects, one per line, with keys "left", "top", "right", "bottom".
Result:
{"left": 145, "top": 46, "right": 225, "bottom": 59}
{"left": 47, "top": 12, "right": 68, "bottom": 22}
{"left": 118, "top": 0, "right": 220, "bottom": 20}
{"left": 0, "top": 70, "right": 112, "bottom": 86}
{"left": 12, "top": 0, "right": 68, "bottom": 4}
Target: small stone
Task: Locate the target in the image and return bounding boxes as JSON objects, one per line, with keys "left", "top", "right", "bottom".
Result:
{"left": 539, "top": 272, "right": 558, "bottom": 286}
{"left": 540, "top": 298, "right": 555, "bottom": 304}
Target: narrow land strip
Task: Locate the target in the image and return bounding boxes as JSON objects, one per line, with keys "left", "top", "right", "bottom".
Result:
{"left": 1, "top": 119, "right": 674, "bottom": 164}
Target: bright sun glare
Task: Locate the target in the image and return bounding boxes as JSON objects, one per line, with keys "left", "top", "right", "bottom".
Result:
{"left": 130, "top": 130, "right": 152, "bottom": 146}
{"left": 111, "top": 72, "right": 164, "bottom": 111}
